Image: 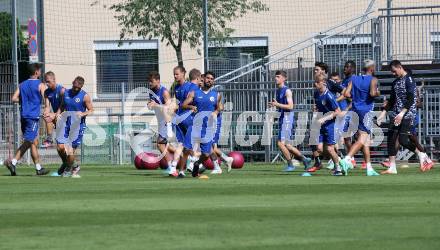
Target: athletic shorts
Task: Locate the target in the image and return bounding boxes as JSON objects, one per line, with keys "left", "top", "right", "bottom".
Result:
{"left": 56, "top": 122, "right": 86, "bottom": 149}
{"left": 355, "top": 109, "right": 373, "bottom": 134}
{"left": 21, "top": 118, "right": 39, "bottom": 142}
{"left": 319, "top": 122, "right": 336, "bottom": 145}
{"left": 213, "top": 117, "right": 222, "bottom": 144}
{"left": 278, "top": 112, "right": 295, "bottom": 141}
{"left": 183, "top": 126, "right": 213, "bottom": 154}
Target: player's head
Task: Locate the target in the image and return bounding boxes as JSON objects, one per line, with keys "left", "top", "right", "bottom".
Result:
{"left": 343, "top": 60, "right": 356, "bottom": 76}
{"left": 363, "top": 59, "right": 376, "bottom": 74}
{"left": 314, "top": 73, "right": 327, "bottom": 90}
{"left": 275, "top": 70, "right": 287, "bottom": 86}
{"left": 389, "top": 60, "right": 406, "bottom": 77}
{"left": 330, "top": 72, "right": 341, "bottom": 83}
{"left": 314, "top": 62, "right": 328, "bottom": 76}
{"left": 44, "top": 71, "right": 56, "bottom": 89}
{"left": 173, "top": 66, "right": 186, "bottom": 83}
{"left": 189, "top": 68, "right": 201, "bottom": 84}
{"left": 148, "top": 71, "right": 160, "bottom": 90}
{"left": 204, "top": 71, "right": 215, "bottom": 88}
{"left": 28, "top": 63, "right": 41, "bottom": 78}
{"left": 72, "top": 76, "right": 85, "bottom": 93}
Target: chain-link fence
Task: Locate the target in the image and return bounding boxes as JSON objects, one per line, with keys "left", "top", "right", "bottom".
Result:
{"left": 2, "top": 0, "right": 440, "bottom": 165}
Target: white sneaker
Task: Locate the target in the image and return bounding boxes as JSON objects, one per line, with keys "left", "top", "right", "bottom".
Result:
{"left": 71, "top": 166, "right": 81, "bottom": 178}
{"left": 187, "top": 162, "right": 194, "bottom": 172}
{"left": 326, "top": 159, "right": 334, "bottom": 170}
{"left": 210, "top": 168, "right": 223, "bottom": 174}
{"left": 291, "top": 159, "right": 300, "bottom": 167}
{"left": 225, "top": 157, "right": 234, "bottom": 173}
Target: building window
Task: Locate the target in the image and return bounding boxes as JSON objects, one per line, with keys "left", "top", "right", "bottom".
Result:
{"left": 208, "top": 37, "right": 268, "bottom": 79}
{"left": 432, "top": 32, "right": 440, "bottom": 63}
{"left": 94, "top": 40, "right": 158, "bottom": 97}
{"left": 316, "top": 34, "right": 374, "bottom": 74}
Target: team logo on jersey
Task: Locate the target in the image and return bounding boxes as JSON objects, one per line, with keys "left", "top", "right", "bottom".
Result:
{"left": 210, "top": 96, "right": 215, "bottom": 102}
{"left": 75, "top": 98, "right": 80, "bottom": 103}
{"left": 321, "top": 100, "right": 327, "bottom": 106}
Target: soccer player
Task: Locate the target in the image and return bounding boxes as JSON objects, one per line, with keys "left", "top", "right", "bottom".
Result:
{"left": 171, "top": 66, "right": 200, "bottom": 178}
{"left": 147, "top": 71, "right": 174, "bottom": 173}
{"left": 337, "top": 61, "right": 356, "bottom": 166}
{"left": 55, "top": 76, "right": 93, "bottom": 178}
{"left": 377, "top": 60, "right": 434, "bottom": 174}
{"left": 269, "top": 70, "right": 311, "bottom": 172}
{"left": 42, "top": 71, "right": 66, "bottom": 175}
{"left": 206, "top": 71, "right": 233, "bottom": 174}
{"left": 182, "top": 71, "right": 221, "bottom": 177}
{"left": 313, "top": 73, "right": 348, "bottom": 176}
{"left": 341, "top": 59, "right": 381, "bottom": 176}
{"left": 5, "top": 63, "right": 49, "bottom": 176}
{"left": 308, "top": 62, "right": 344, "bottom": 172}
{"left": 42, "top": 71, "right": 64, "bottom": 148}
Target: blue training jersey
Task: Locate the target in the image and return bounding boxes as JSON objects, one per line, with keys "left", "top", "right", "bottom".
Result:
{"left": 338, "top": 76, "right": 351, "bottom": 110}
{"left": 174, "top": 81, "right": 199, "bottom": 115}
{"left": 276, "top": 85, "right": 293, "bottom": 119}
{"left": 193, "top": 88, "right": 218, "bottom": 137}
{"left": 19, "top": 79, "right": 42, "bottom": 119}
{"left": 351, "top": 75, "right": 375, "bottom": 112}
{"left": 326, "top": 79, "right": 344, "bottom": 96}
{"left": 44, "top": 84, "right": 64, "bottom": 112}
{"left": 63, "top": 89, "right": 87, "bottom": 124}
{"left": 149, "top": 85, "right": 167, "bottom": 105}
{"left": 314, "top": 89, "right": 339, "bottom": 125}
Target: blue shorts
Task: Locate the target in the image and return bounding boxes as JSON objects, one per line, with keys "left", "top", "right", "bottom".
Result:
{"left": 213, "top": 118, "right": 221, "bottom": 144}
{"left": 319, "top": 122, "right": 336, "bottom": 145}
{"left": 356, "top": 110, "right": 373, "bottom": 134}
{"left": 174, "top": 112, "right": 193, "bottom": 143}
{"left": 175, "top": 123, "right": 188, "bottom": 143}
{"left": 56, "top": 122, "right": 86, "bottom": 149}
{"left": 278, "top": 113, "right": 295, "bottom": 141}
{"left": 21, "top": 118, "right": 39, "bottom": 142}
{"left": 183, "top": 126, "right": 213, "bottom": 154}
{"left": 342, "top": 114, "right": 351, "bottom": 133}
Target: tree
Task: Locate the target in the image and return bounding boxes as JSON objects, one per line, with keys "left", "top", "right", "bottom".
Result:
{"left": 93, "top": 0, "right": 268, "bottom": 67}
{"left": 0, "top": 12, "right": 28, "bottom": 63}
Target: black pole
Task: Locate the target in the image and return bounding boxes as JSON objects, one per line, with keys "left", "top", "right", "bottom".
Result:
{"left": 203, "top": 0, "right": 209, "bottom": 72}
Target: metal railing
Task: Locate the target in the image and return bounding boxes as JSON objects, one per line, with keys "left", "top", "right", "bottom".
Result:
{"left": 215, "top": 12, "right": 376, "bottom": 83}
{"left": 379, "top": 5, "right": 440, "bottom": 63}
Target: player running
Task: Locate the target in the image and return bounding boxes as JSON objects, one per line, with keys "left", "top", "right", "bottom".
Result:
{"left": 206, "top": 72, "right": 234, "bottom": 174}
{"left": 42, "top": 71, "right": 67, "bottom": 175}
{"left": 338, "top": 61, "right": 356, "bottom": 162}
{"left": 55, "top": 76, "right": 93, "bottom": 178}
{"left": 269, "top": 70, "right": 311, "bottom": 172}
{"left": 309, "top": 62, "right": 344, "bottom": 171}
{"left": 378, "top": 60, "right": 434, "bottom": 174}
{"left": 42, "top": 71, "right": 64, "bottom": 148}
{"left": 313, "top": 73, "right": 348, "bottom": 176}
{"left": 341, "top": 59, "right": 381, "bottom": 176}
{"left": 182, "top": 71, "right": 221, "bottom": 177}
{"left": 5, "top": 63, "right": 49, "bottom": 176}
{"left": 171, "top": 66, "right": 200, "bottom": 178}
{"left": 147, "top": 71, "right": 174, "bottom": 173}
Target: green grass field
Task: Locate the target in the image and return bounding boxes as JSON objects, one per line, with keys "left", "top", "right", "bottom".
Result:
{"left": 1, "top": 163, "right": 440, "bottom": 250}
